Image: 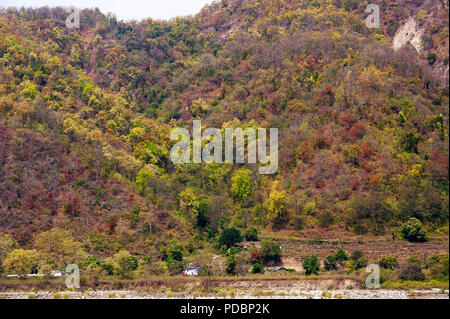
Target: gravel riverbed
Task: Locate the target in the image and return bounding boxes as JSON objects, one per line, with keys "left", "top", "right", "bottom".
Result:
{"left": 1, "top": 289, "right": 448, "bottom": 299}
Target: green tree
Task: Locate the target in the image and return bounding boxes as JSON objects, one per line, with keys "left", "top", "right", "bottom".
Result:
{"left": 219, "top": 228, "right": 242, "bottom": 248}
{"left": 302, "top": 255, "right": 319, "bottom": 275}
{"left": 231, "top": 168, "right": 253, "bottom": 206}
{"left": 355, "top": 257, "right": 369, "bottom": 269}
{"left": 437, "top": 255, "right": 449, "bottom": 279}
{"left": 78, "top": 256, "right": 100, "bottom": 269}
{"left": 244, "top": 227, "right": 259, "bottom": 241}
{"left": 226, "top": 254, "right": 236, "bottom": 275}
{"left": 20, "top": 81, "right": 38, "bottom": 100}
{"left": 379, "top": 256, "right": 399, "bottom": 270}
{"left": 251, "top": 263, "right": 264, "bottom": 274}
{"left": 203, "top": 163, "right": 231, "bottom": 192}
{"left": 334, "top": 249, "right": 348, "bottom": 264}
{"left": 400, "top": 132, "right": 422, "bottom": 153}
{"left": 323, "top": 255, "right": 338, "bottom": 271}
{"left": 110, "top": 250, "right": 138, "bottom": 278}
{"left": 135, "top": 164, "right": 156, "bottom": 194}
{"left": 417, "top": 11, "right": 425, "bottom": 25}
{"left": 400, "top": 218, "right": 427, "bottom": 242}
{"left": 193, "top": 196, "right": 210, "bottom": 229}
{"left": 179, "top": 188, "right": 210, "bottom": 228}
{"left": 427, "top": 53, "right": 437, "bottom": 65}
{"left": 260, "top": 240, "right": 281, "bottom": 263}
{"left": 168, "top": 247, "right": 184, "bottom": 263}
{"left": 101, "top": 263, "right": 114, "bottom": 276}
{"left": 179, "top": 187, "right": 199, "bottom": 215}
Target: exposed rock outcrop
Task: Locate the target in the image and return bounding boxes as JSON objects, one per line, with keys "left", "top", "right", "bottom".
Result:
{"left": 392, "top": 17, "right": 424, "bottom": 53}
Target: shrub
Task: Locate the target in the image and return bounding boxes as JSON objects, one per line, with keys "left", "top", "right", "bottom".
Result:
{"left": 260, "top": 241, "right": 281, "bottom": 263}
{"left": 324, "top": 255, "right": 338, "bottom": 271}
{"left": 407, "top": 256, "right": 421, "bottom": 264}
{"left": 20, "top": 81, "right": 38, "bottom": 100}
{"left": 228, "top": 247, "right": 242, "bottom": 256}
{"left": 425, "top": 255, "right": 441, "bottom": 269}
{"left": 351, "top": 250, "right": 364, "bottom": 261}
{"left": 126, "top": 256, "right": 139, "bottom": 271}
{"left": 168, "top": 248, "right": 183, "bottom": 262}
{"left": 112, "top": 250, "right": 138, "bottom": 278}
{"left": 244, "top": 227, "right": 259, "bottom": 241}
{"left": 400, "top": 218, "right": 427, "bottom": 242}
{"left": 199, "top": 264, "right": 213, "bottom": 276}
{"left": 380, "top": 269, "right": 400, "bottom": 284}
{"left": 324, "top": 249, "right": 349, "bottom": 271}
{"left": 234, "top": 253, "right": 251, "bottom": 276}
{"left": 427, "top": 53, "right": 437, "bottom": 65}
{"left": 399, "top": 259, "right": 425, "bottom": 281}
{"left": 219, "top": 228, "right": 242, "bottom": 248}
{"left": 251, "top": 263, "right": 264, "bottom": 274}
{"left": 168, "top": 261, "right": 184, "bottom": 275}
{"left": 379, "top": 256, "right": 399, "bottom": 270}
{"left": 149, "top": 261, "right": 168, "bottom": 275}
{"left": 440, "top": 255, "right": 449, "bottom": 279}
{"left": 159, "top": 247, "right": 168, "bottom": 261}
{"left": 404, "top": 132, "right": 424, "bottom": 154}
{"left": 249, "top": 250, "right": 263, "bottom": 264}
{"left": 356, "top": 257, "right": 369, "bottom": 269}
{"left": 226, "top": 255, "right": 236, "bottom": 275}
{"left": 334, "top": 249, "right": 348, "bottom": 264}
{"left": 101, "top": 263, "right": 114, "bottom": 275}
{"left": 78, "top": 256, "right": 100, "bottom": 269}
{"left": 428, "top": 255, "right": 449, "bottom": 280}
{"left": 303, "top": 255, "right": 320, "bottom": 275}
{"left": 346, "top": 260, "right": 356, "bottom": 274}
{"left": 186, "top": 243, "right": 196, "bottom": 254}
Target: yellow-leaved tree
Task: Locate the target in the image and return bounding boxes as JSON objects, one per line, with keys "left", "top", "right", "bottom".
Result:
{"left": 33, "top": 228, "right": 86, "bottom": 270}
{"left": 264, "top": 181, "right": 288, "bottom": 228}
{"left": 3, "top": 249, "right": 39, "bottom": 277}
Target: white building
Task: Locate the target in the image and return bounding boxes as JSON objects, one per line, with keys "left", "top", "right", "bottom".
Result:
{"left": 182, "top": 266, "right": 201, "bottom": 276}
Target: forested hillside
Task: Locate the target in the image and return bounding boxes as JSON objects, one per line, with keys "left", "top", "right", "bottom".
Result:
{"left": 0, "top": 0, "right": 448, "bottom": 277}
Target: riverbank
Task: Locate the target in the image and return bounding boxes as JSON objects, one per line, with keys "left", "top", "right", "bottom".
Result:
{"left": 1, "top": 288, "right": 448, "bottom": 299}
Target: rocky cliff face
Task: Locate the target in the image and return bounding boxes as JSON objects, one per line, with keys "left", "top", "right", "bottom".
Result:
{"left": 393, "top": 17, "right": 424, "bottom": 53}
{"left": 391, "top": 0, "right": 449, "bottom": 87}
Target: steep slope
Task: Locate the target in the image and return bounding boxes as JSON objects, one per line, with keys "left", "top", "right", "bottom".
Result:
{"left": 0, "top": 0, "right": 448, "bottom": 271}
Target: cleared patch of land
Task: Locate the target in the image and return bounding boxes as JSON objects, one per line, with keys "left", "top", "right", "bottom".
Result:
{"left": 245, "top": 235, "right": 449, "bottom": 271}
